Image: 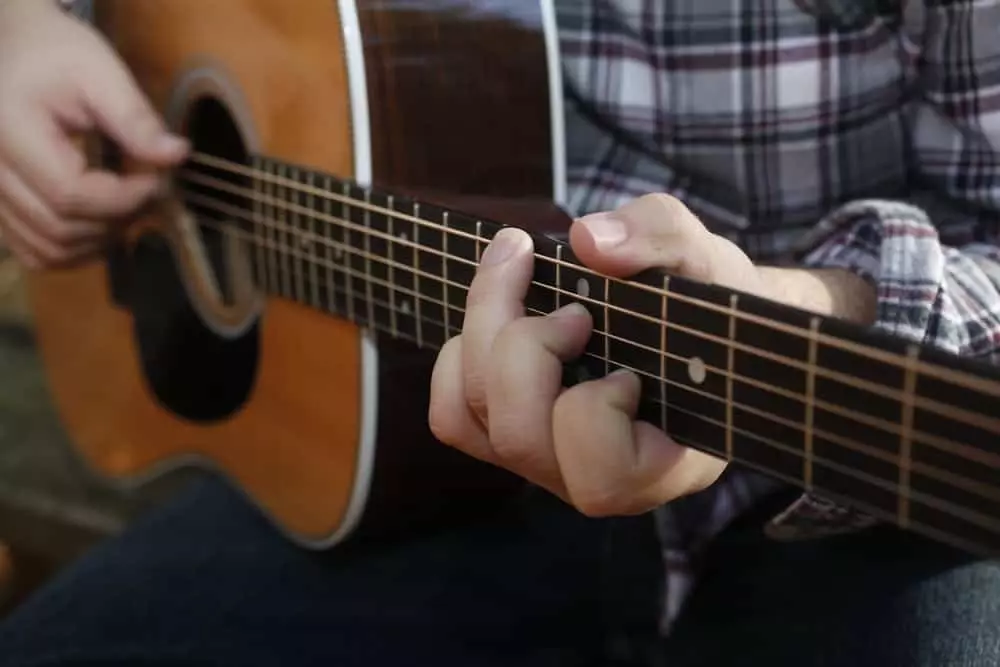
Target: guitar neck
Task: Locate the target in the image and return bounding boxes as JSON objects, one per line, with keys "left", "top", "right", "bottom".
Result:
{"left": 178, "top": 152, "right": 1000, "bottom": 556}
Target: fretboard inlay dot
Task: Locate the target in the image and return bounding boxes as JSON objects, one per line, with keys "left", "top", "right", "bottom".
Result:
{"left": 688, "top": 357, "right": 707, "bottom": 385}
{"left": 576, "top": 277, "right": 590, "bottom": 299}
{"left": 401, "top": 300, "right": 412, "bottom": 316}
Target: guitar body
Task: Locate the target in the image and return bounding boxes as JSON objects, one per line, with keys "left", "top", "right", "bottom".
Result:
{"left": 26, "top": 0, "right": 569, "bottom": 547}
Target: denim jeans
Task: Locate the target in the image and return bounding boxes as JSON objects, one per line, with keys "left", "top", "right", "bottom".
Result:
{"left": 0, "top": 475, "right": 997, "bottom": 666}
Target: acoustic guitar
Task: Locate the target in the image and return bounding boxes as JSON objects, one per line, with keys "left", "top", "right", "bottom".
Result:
{"left": 26, "top": 0, "right": 1000, "bottom": 555}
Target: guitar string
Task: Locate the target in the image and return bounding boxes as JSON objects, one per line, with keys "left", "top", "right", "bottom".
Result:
{"left": 183, "top": 151, "right": 1000, "bottom": 399}
{"left": 180, "top": 166, "right": 999, "bottom": 436}
{"left": 182, "top": 211, "right": 1000, "bottom": 531}
{"left": 177, "top": 179, "right": 1000, "bottom": 452}
{"left": 181, "top": 198, "right": 1000, "bottom": 503}
{"left": 180, "top": 211, "right": 1000, "bottom": 537}
{"left": 666, "top": 429, "right": 991, "bottom": 558}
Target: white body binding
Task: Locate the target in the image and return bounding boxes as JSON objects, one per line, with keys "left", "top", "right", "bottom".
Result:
{"left": 321, "top": 0, "right": 566, "bottom": 548}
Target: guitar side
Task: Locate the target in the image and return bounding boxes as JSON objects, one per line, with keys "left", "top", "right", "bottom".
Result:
{"left": 25, "top": 0, "right": 567, "bottom": 546}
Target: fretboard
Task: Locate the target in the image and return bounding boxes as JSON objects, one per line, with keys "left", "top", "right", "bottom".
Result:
{"left": 177, "top": 152, "right": 1000, "bottom": 557}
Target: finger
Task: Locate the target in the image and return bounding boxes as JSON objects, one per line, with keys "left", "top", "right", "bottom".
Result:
{"left": 80, "top": 49, "right": 189, "bottom": 165}
{"left": 0, "top": 199, "right": 101, "bottom": 269}
{"left": 568, "top": 193, "right": 717, "bottom": 281}
{"left": 4, "top": 110, "right": 166, "bottom": 221}
{"left": 552, "top": 370, "right": 727, "bottom": 517}
{"left": 485, "top": 303, "right": 593, "bottom": 496}
{"left": 56, "top": 168, "right": 165, "bottom": 221}
{"left": 461, "top": 227, "right": 534, "bottom": 425}
{"left": 428, "top": 336, "right": 497, "bottom": 465}
{"left": 0, "top": 167, "right": 105, "bottom": 246}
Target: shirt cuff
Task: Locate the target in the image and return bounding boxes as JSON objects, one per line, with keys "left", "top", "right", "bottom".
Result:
{"left": 791, "top": 198, "right": 945, "bottom": 348}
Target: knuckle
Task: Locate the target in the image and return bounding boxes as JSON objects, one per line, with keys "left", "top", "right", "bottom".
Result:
{"left": 642, "top": 191, "right": 685, "bottom": 214}
{"left": 638, "top": 193, "right": 703, "bottom": 236}
{"left": 487, "top": 414, "right": 538, "bottom": 468}
{"left": 462, "top": 367, "right": 490, "bottom": 420}
{"left": 46, "top": 221, "right": 79, "bottom": 245}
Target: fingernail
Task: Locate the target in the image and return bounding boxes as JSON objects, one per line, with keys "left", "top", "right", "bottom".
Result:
{"left": 578, "top": 213, "right": 628, "bottom": 250}
{"left": 479, "top": 228, "right": 522, "bottom": 267}
{"left": 551, "top": 302, "right": 589, "bottom": 319}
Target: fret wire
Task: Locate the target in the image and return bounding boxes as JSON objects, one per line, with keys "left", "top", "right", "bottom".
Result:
{"left": 899, "top": 345, "right": 919, "bottom": 529}
{"left": 188, "top": 214, "right": 1000, "bottom": 548}
{"left": 660, "top": 276, "right": 669, "bottom": 432}
{"left": 341, "top": 182, "right": 355, "bottom": 322}
{"left": 277, "top": 164, "right": 291, "bottom": 297}
{"left": 264, "top": 161, "right": 277, "bottom": 296}
{"left": 604, "top": 277, "right": 610, "bottom": 376}
{"left": 443, "top": 212, "right": 451, "bottom": 341}
{"left": 727, "top": 295, "right": 737, "bottom": 461}
{"left": 306, "top": 171, "right": 319, "bottom": 308}
{"left": 242, "top": 235, "right": 1000, "bottom": 534}
{"left": 179, "top": 158, "right": 999, "bottom": 395}
{"left": 666, "top": 432, "right": 988, "bottom": 559}
{"left": 475, "top": 221, "right": 484, "bottom": 262}
{"left": 291, "top": 166, "right": 305, "bottom": 302}
{"left": 805, "top": 317, "right": 820, "bottom": 491}
{"left": 363, "top": 190, "right": 375, "bottom": 328}
{"left": 555, "top": 245, "right": 563, "bottom": 310}
{"left": 182, "top": 189, "right": 1000, "bottom": 450}
{"left": 251, "top": 225, "right": 1000, "bottom": 537}
{"left": 413, "top": 202, "right": 424, "bottom": 348}
{"left": 190, "top": 215, "right": 1000, "bottom": 515}
{"left": 251, "top": 156, "right": 267, "bottom": 291}
{"left": 387, "top": 195, "right": 398, "bottom": 339}
{"left": 323, "top": 175, "right": 335, "bottom": 314}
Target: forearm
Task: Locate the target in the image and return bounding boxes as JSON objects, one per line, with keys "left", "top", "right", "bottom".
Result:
{"left": 757, "top": 266, "right": 877, "bottom": 326}
{"left": 793, "top": 199, "right": 1000, "bottom": 361}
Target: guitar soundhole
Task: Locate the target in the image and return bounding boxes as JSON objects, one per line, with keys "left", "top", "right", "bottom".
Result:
{"left": 115, "top": 96, "right": 261, "bottom": 424}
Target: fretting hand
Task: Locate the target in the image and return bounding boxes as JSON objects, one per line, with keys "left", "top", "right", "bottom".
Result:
{"left": 427, "top": 193, "right": 776, "bottom": 516}
{"left": 0, "top": 0, "right": 187, "bottom": 268}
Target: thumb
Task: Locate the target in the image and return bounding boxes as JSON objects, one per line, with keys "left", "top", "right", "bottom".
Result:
{"left": 567, "top": 193, "right": 717, "bottom": 283}
{"left": 82, "top": 53, "right": 189, "bottom": 166}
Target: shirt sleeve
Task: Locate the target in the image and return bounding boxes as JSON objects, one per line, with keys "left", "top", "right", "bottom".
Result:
{"left": 794, "top": 0, "right": 1000, "bottom": 363}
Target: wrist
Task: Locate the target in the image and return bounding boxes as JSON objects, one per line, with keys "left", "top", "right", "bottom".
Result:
{"left": 757, "top": 266, "right": 877, "bottom": 325}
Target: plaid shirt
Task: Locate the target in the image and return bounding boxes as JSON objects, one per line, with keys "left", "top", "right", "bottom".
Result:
{"left": 556, "top": 0, "right": 1000, "bottom": 631}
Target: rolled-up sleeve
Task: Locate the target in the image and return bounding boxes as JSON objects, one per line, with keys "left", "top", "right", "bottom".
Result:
{"left": 795, "top": 0, "right": 1000, "bottom": 362}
